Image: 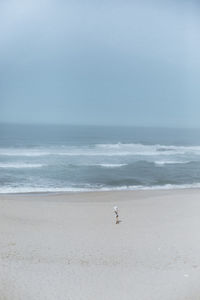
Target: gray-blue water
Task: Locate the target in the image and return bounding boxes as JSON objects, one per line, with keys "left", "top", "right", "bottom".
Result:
{"left": 1, "top": 124, "right": 200, "bottom": 193}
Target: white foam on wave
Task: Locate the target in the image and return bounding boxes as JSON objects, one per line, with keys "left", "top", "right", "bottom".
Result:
{"left": 95, "top": 143, "right": 200, "bottom": 156}
{"left": 0, "top": 186, "right": 93, "bottom": 194}
{"left": 96, "top": 183, "right": 200, "bottom": 191}
{"left": 79, "top": 163, "right": 127, "bottom": 168}
{"left": 1, "top": 183, "right": 200, "bottom": 194}
{"left": 0, "top": 150, "right": 51, "bottom": 157}
{"left": 0, "top": 163, "right": 45, "bottom": 169}
{"left": 155, "top": 160, "right": 190, "bottom": 166}
{"left": 96, "top": 164, "right": 127, "bottom": 168}
{"left": 1, "top": 143, "right": 200, "bottom": 157}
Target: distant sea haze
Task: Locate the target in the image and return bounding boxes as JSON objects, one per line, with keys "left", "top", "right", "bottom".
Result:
{"left": 1, "top": 124, "right": 200, "bottom": 193}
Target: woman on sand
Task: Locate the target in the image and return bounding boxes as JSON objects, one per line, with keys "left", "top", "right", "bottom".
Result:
{"left": 113, "top": 206, "right": 119, "bottom": 224}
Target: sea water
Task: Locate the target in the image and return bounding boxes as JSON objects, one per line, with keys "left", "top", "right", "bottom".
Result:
{"left": 1, "top": 123, "right": 200, "bottom": 193}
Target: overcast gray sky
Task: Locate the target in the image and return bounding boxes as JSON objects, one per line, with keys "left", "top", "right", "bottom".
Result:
{"left": 0, "top": 0, "right": 200, "bottom": 127}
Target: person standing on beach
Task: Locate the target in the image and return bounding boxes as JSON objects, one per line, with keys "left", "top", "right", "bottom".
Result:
{"left": 113, "top": 206, "right": 119, "bottom": 224}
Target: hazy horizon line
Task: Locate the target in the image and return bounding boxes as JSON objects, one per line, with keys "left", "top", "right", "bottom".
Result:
{"left": 1, "top": 121, "right": 200, "bottom": 130}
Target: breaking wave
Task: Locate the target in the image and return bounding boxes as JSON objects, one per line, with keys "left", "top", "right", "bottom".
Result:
{"left": 0, "top": 163, "right": 45, "bottom": 169}
{"left": 154, "top": 160, "right": 190, "bottom": 166}
{"left": 1, "top": 143, "right": 200, "bottom": 157}
{"left": 94, "top": 164, "right": 127, "bottom": 168}
{"left": 1, "top": 183, "right": 200, "bottom": 194}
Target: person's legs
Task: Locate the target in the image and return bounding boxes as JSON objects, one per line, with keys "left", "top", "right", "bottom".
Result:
{"left": 116, "top": 215, "right": 119, "bottom": 224}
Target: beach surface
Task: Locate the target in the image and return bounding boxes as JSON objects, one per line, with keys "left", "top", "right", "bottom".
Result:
{"left": 0, "top": 189, "right": 200, "bottom": 300}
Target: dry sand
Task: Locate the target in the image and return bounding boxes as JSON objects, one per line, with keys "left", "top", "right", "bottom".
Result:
{"left": 0, "top": 189, "right": 200, "bottom": 300}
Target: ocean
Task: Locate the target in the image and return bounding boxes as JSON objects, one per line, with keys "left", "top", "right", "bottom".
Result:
{"left": 1, "top": 123, "right": 200, "bottom": 193}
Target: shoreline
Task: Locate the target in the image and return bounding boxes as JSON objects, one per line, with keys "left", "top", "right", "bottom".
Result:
{"left": 0, "top": 186, "right": 200, "bottom": 199}
{"left": 1, "top": 185, "right": 200, "bottom": 197}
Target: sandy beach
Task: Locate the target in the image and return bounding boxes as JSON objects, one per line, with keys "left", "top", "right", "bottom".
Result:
{"left": 0, "top": 189, "right": 200, "bottom": 300}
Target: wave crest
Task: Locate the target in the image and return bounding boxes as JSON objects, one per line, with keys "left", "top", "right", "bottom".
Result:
{"left": 155, "top": 160, "right": 190, "bottom": 166}
{"left": 1, "top": 183, "right": 200, "bottom": 194}
{"left": 0, "top": 163, "right": 45, "bottom": 169}
{"left": 1, "top": 143, "right": 200, "bottom": 157}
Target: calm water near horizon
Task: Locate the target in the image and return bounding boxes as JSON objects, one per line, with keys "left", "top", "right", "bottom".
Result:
{"left": 1, "top": 123, "right": 200, "bottom": 193}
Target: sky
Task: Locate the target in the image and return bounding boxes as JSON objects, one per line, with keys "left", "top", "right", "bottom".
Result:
{"left": 0, "top": 0, "right": 200, "bottom": 127}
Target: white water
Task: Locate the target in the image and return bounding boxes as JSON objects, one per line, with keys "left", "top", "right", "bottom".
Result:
{"left": 0, "top": 163, "right": 45, "bottom": 168}
{"left": 1, "top": 143, "right": 200, "bottom": 157}
{"left": 1, "top": 183, "right": 200, "bottom": 194}
{"left": 154, "top": 160, "right": 190, "bottom": 166}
